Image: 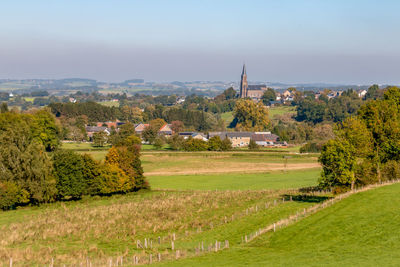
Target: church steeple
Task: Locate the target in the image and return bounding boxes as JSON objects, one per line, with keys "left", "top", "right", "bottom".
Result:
{"left": 239, "top": 63, "right": 248, "bottom": 98}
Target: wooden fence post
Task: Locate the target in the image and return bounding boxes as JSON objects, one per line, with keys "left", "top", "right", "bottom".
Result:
{"left": 9, "top": 258, "right": 12, "bottom": 267}
{"left": 158, "top": 236, "right": 161, "bottom": 244}
{"left": 158, "top": 253, "right": 161, "bottom": 262}
{"left": 171, "top": 241, "right": 175, "bottom": 250}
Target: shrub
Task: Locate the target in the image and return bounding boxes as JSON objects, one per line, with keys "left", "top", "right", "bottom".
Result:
{"left": 208, "top": 136, "right": 223, "bottom": 151}
{"left": 382, "top": 160, "right": 400, "bottom": 181}
{"left": 248, "top": 139, "right": 259, "bottom": 150}
{"left": 167, "top": 134, "right": 185, "bottom": 150}
{"left": 183, "top": 138, "right": 209, "bottom": 151}
{"left": 0, "top": 181, "right": 29, "bottom": 210}
{"left": 220, "top": 138, "right": 232, "bottom": 151}
{"left": 300, "top": 142, "right": 323, "bottom": 153}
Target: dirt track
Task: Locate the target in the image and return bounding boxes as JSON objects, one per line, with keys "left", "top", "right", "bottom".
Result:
{"left": 145, "top": 162, "right": 320, "bottom": 176}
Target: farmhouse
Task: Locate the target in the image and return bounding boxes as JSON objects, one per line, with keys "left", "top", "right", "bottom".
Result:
{"left": 85, "top": 126, "right": 110, "bottom": 138}
{"left": 251, "top": 132, "right": 280, "bottom": 147}
{"left": 135, "top": 123, "right": 173, "bottom": 136}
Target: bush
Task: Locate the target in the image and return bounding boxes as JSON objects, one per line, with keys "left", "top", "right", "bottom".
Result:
{"left": 167, "top": 134, "right": 185, "bottom": 150}
{"left": 0, "top": 181, "right": 29, "bottom": 210}
{"left": 248, "top": 139, "right": 259, "bottom": 150}
{"left": 183, "top": 138, "right": 209, "bottom": 151}
{"left": 382, "top": 160, "right": 400, "bottom": 181}
{"left": 300, "top": 142, "right": 323, "bottom": 153}
{"left": 208, "top": 136, "right": 223, "bottom": 151}
{"left": 220, "top": 138, "right": 232, "bottom": 151}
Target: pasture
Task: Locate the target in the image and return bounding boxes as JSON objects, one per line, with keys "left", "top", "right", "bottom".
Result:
{"left": 157, "top": 182, "right": 400, "bottom": 266}
{"left": 0, "top": 142, "right": 327, "bottom": 266}
{"left": 148, "top": 169, "right": 320, "bottom": 190}
{"left": 0, "top": 189, "right": 321, "bottom": 266}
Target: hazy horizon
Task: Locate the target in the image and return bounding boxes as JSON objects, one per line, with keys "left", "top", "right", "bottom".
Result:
{"left": 1, "top": 0, "right": 399, "bottom": 84}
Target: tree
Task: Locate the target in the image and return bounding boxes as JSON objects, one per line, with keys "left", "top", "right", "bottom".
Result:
{"left": 208, "top": 136, "right": 223, "bottom": 151}
{"left": 53, "top": 150, "right": 86, "bottom": 199}
{"left": 92, "top": 131, "right": 108, "bottom": 147}
{"left": 105, "top": 140, "right": 148, "bottom": 190}
{"left": 233, "top": 99, "right": 270, "bottom": 131}
{"left": 248, "top": 139, "right": 259, "bottom": 150}
{"left": 365, "top": 84, "right": 382, "bottom": 100}
{"left": 318, "top": 139, "right": 356, "bottom": 189}
{"left": 0, "top": 112, "right": 57, "bottom": 207}
{"left": 153, "top": 136, "right": 165, "bottom": 150}
{"left": 261, "top": 88, "right": 276, "bottom": 106}
{"left": 142, "top": 125, "right": 159, "bottom": 144}
{"left": 167, "top": 134, "right": 185, "bottom": 150}
{"left": 31, "top": 109, "right": 61, "bottom": 151}
{"left": 110, "top": 122, "right": 136, "bottom": 145}
{"left": 149, "top": 118, "right": 167, "bottom": 130}
{"left": 220, "top": 138, "right": 232, "bottom": 151}
{"left": 171, "top": 120, "right": 184, "bottom": 133}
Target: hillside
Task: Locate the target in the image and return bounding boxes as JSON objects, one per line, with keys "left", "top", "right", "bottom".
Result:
{"left": 157, "top": 183, "right": 400, "bottom": 266}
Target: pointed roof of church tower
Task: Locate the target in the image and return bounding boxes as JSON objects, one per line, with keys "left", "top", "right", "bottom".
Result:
{"left": 242, "top": 63, "right": 246, "bottom": 76}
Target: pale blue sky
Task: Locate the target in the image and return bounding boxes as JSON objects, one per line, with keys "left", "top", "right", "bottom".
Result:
{"left": 0, "top": 0, "right": 399, "bottom": 84}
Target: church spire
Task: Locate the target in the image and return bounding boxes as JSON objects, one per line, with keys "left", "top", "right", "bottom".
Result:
{"left": 239, "top": 63, "right": 248, "bottom": 98}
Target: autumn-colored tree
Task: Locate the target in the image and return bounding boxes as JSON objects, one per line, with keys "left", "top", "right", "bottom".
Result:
{"left": 171, "top": 120, "right": 184, "bottom": 133}
{"left": 233, "top": 99, "right": 270, "bottom": 131}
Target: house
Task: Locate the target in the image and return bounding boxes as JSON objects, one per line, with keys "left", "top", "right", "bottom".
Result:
{"left": 159, "top": 124, "right": 173, "bottom": 135}
{"left": 179, "top": 132, "right": 208, "bottom": 141}
{"left": 85, "top": 126, "right": 110, "bottom": 138}
{"left": 192, "top": 132, "right": 208, "bottom": 141}
{"left": 135, "top": 123, "right": 173, "bottom": 136}
{"left": 251, "top": 132, "right": 279, "bottom": 147}
{"left": 134, "top": 123, "right": 149, "bottom": 135}
{"left": 179, "top": 132, "right": 196, "bottom": 139}
{"left": 358, "top": 89, "right": 367, "bottom": 98}
{"left": 96, "top": 120, "right": 123, "bottom": 129}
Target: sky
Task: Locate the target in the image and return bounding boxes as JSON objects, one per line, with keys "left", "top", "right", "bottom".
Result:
{"left": 0, "top": 0, "right": 399, "bottom": 84}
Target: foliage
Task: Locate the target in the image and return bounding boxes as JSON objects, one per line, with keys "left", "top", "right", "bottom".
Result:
{"left": 153, "top": 135, "right": 165, "bottom": 149}
{"left": 233, "top": 99, "right": 270, "bottom": 131}
{"left": 300, "top": 142, "right": 323, "bottom": 153}
{"left": 183, "top": 138, "right": 209, "bottom": 151}
{"left": 248, "top": 139, "right": 259, "bottom": 150}
{"left": 92, "top": 131, "right": 108, "bottom": 147}
{"left": 318, "top": 139, "right": 356, "bottom": 189}
{"left": 167, "top": 134, "right": 186, "bottom": 150}
{"left": 0, "top": 112, "right": 57, "bottom": 208}
{"left": 49, "top": 101, "right": 120, "bottom": 122}
{"left": 142, "top": 124, "right": 159, "bottom": 144}
{"left": 53, "top": 150, "right": 87, "bottom": 199}
{"left": 261, "top": 88, "right": 276, "bottom": 106}
{"left": 109, "top": 122, "right": 136, "bottom": 146}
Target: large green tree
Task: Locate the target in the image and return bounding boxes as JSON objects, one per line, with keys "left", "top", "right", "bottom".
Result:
{"left": 233, "top": 99, "right": 270, "bottom": 131}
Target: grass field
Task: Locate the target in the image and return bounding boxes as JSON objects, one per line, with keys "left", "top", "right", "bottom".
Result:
{"left": 97, "top": 101, "right": 120, "bottom": 107}
{"left": 0, "top": 189, "right": 322, "bottom": 266}
{"left": 268, "top": 105, "right": 296, "bottom": 119}
{"left": 221, "top": 112, "right": 234, "bottom": 126}
{"left": 156, "top": 183, "right": 400, "bottom": 266}
{"left": 0, "top": 141, "right": 327, "bottom": 266}
{"left": 148, "top": 168, "right": 320, "bottom": 190}
{"left": 141, "top": 151, "right": 318, "bottom": 175}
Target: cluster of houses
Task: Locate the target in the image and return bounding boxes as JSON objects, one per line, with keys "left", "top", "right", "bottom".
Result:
{"left": 85, "top": 122, "right": 286, "bottom": 148}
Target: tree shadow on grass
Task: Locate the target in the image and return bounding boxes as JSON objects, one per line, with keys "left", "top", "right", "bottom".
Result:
{"left": 281, "top": 194, "right": 331, "bottom": 203}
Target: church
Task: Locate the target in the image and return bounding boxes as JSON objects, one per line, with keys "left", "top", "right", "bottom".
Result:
{"left": 239, "top": 64, "right": 267, "bottom": 100}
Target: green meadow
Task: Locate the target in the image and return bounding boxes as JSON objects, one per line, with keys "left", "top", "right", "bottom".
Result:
{"left": 148, "top": 168, "right": 320, "bottom": 190}
{"left": 157, "top": 182, "right": 400, "bottom": 266}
